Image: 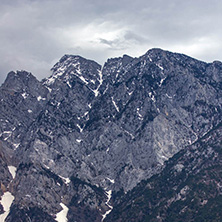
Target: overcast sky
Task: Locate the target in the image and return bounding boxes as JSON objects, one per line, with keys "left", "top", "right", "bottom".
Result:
{"left": 1, "top": 0, "right": 222, "bottom": 83}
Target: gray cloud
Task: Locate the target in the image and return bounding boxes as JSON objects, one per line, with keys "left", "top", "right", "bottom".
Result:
{"left": 1, "top": 0, "right": 222, "bottom": 83}
{"left": 99, "top": 38, "right": 115, "bottom": 47}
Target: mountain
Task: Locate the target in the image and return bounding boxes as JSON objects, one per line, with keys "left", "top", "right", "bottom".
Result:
{"left": 105, "top": 123, "right": 222, "bottom": 222}
{"left": 0, "top": 48, "right": 222, "bottom": 221}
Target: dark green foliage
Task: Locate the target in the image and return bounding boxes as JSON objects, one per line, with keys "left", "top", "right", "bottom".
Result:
{"left": 106, "top": 124, "right": 222, "bottom": 222}
{"left": 7, "top": 205, "right": 56, "bottom": 222}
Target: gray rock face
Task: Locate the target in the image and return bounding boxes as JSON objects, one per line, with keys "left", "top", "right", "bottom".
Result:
{"left": 0, "top": 70, "right": 49, "bottom": 152}
{"left": 105, "top": 123, "right": 222, "bottom": 222}
{"left": 0, "top": 48, "right": 222, "bottom": 221}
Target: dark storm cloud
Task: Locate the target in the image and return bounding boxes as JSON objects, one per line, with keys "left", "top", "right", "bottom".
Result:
{"left": 1, "top": 0, "right": 222, "bottom": 83}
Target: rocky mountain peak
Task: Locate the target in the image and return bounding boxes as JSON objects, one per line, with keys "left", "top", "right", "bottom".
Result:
{"left": 1, "top": 48, "right": 222, "bottom": 222}
{"left": 44, "top": 54, "right": 102, "bottom": 93}
{"left": 1, "top": 70, "right": 37, "bottom": 92}
{"left": 122, "top": 54, "right": 133, "bottom": 65}
{"left": 144, "top": 47, "right": 206, "bottom": 69}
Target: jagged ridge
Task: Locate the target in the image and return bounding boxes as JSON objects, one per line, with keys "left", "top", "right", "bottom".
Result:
{"left": 0, "top": 48, "right": 222, "bottom": 221}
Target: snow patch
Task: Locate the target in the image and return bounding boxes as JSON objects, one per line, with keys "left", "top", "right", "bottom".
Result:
{"left": 81, "top": 111, "right": 88, "bottom": 118}
{"left": 43, "top": 164, "right": 50, "bottom": 169}
{"left": 78, "top": 75, "right": 88, "bottom": 84}
{"left": 159, "top": 76, "right": 167, "bottom": 87}
{"left": 148, "top": 92, "right": 156, "bottom": 102}
{"left": 166, "top": 93, "right": 173, "bottom": 99}
{"left": 0, "top": 166, "right": 16, "bottom": 221}
{"left": 0, "top": 192, "right": 15, "bottom": 222}
{"left": 88, "top": 103, "right": 92, "bottom": 109}
{"left": 91, "top": 69, "right": 103, "bottom": 97}
{"left": 37, "top": 96, "right": 46, "bottom": 101}
{"left": 67, "top": 81, "right": 71, "bottom": 88}
{"left": 137, "top": 108, "right": 143, "bottom": 119}
{"left": 8, "top": 166, "right": 16, "bottom": 179}
{"left": 2, "top": 131, "right": 12, "bottom": 141}
{"left": 57, "top": 102, "right": 61, "bottom": 108}
{"left": 101, "top": 190, "right": 113, "bottom": 221}
{"left": 21, "top": 92, "right": 28, "bottom": 99}
{"left": 106, "top": 177, "right": 115, "bottom": 184}
{"left": 128, "top": 91, "right": 134, "bottom": 96}
{"left": 45, "top": 86, "right": 52, "bottom": 93}
{"left": 142, "top": 60, "right": 146, "bottom": 67}
{"left": 76, "top": 124, "right": 83, "bottom": 133}
{"left": 111, "top": 97, "right": 119, "bottom": 112}
{"left": 58, "top": 175, "right": 70, "bottom": 185}
{"left": 13, "top": 143, "right": 20, "bottom": 150}
{"left": 157, "top": 63, "right": 164, "bottom": 70}
{"left": 45, "top": 66, "right": 66, "bottom": 85}
{"left": 55, "top": 203, "right": 69, "bottom": 222}
{"left": 103, "top": 85, "right": 109, "bottom": 95}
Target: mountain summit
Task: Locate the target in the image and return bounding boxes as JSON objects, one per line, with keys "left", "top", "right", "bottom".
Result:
{"left": 0, "top": 48, "right": 222, "bottom": 222}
